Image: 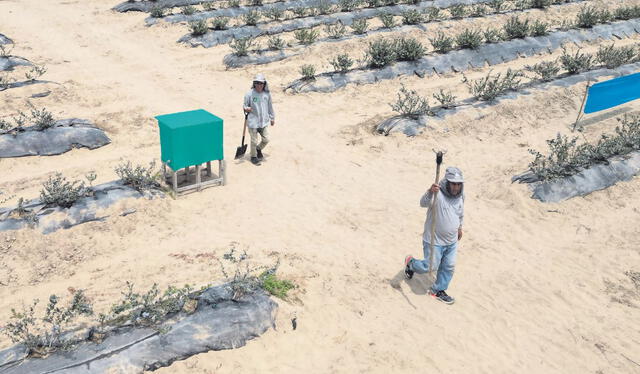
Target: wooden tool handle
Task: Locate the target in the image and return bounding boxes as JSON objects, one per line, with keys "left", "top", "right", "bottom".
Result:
{"left": 428, "top": 151, "right": 444, "bottom": 274}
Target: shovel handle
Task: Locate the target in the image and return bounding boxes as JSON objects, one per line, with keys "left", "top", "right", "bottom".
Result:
{"left": 241, "top": 112, "right": 249, "bottom": 144}
{"left": 428, "top": 151, "right": 444, "bottom": 275}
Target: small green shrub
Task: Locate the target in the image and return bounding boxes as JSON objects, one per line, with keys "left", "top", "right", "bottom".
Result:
{"left": 211, "top": 16, "right": 229, "bottom": 30}
{"left": 530, "top": 0, "right": 551, "bottom": 9}
{"left": 189, "top": 20, "right": 208, "bottom": 36}
{"left": 230, "top": 36, "right": 257, "bottom": 56}
{"left": 402, "top": 9, "right": 423, "bottom": 24}
{"left": 260, "top": 273, "right": 295, "bottom": 299}
{"left": 316, "top": 0, "right": 334, "bottom": 15}
{"left": 470, "top": 4, "right": 487, "bottom": 17}
{"left": 378, "top": 12, "right": 396, "bottom": 28}
{"left": 227, "top": 0, "right": 240, "bottom": 7}
{"left": 455, "top": 28, "right": 483, "bottom": 50}
{"left": 367, "top": 0, "right": 382, "bottom": 7}
{"left": 263, "top": 6, "right": 285, "bottom": 21}
{"left": 394, "top": 37, "right": 425, "bottom": 61}
{"left": 448, "top": 4, "right": 467, "bottom": 19}
{"left": 390, "top": 84, "right": 431, "bottom": 119}
{"left": 0, "top": 43, "right": 13, "bottom": 58}
{"left": 267, "top": 35, "right": 285, "bottom": 50}
{"left": 530, "top": 20, "right": 549, "bottom": 36}
{"left": 31, "top": 108, "right": 55, "bottom": 130}
{"left": 114, "top": 161, "right": 161, "bottom": 192}
{"left": 249, "top": 0, "right": 264, "bottom": 6}
{"left": 575, "top": 6, "right": 600, "bottom": 28}
{"left": 559, "top": 47, "right": 593, "bottom": 74}
{"left": 339, "top": 0, "right": 361, "bottom": 12}
{"left": 503, "top": 16, "right": 530, "bottom": 39}
{"left": 429, "top": 31, "right": 454, "bottom": 53}
{"left": 293, "top": 7, "right": 308, "bottom": 17}
{"left": 202, "top": 2, "right": 216, "bottom": 11}
{"left": 40, "top": 173, "right": 89, "bottom": 208}
{"left": 2, "top": 291, "right": 93, "bottom": 356}
{"left": 488, "top": 0, "right": 506, "bottom": 12}
{"left": 598, "top": 8, "right": 613, "bottom": 23}
{"left": 365, "top": 38, "right": 397, "bottom": 68}
{"left": 513, "top": 0, "right": 529, "bottom": 10}
{"left": 596, "top": 43, "right": 637, "bottom": 69}
{"left": 558, "top": 19, "right": 574, "bottom": 31}
{"left": 294, "top": 29, "right": 319, "bottom": 45}
{"left": 300, "top": 64, "right": 316, "bottom": 80}
{"left": 150, "top": 6, "right": 165, "bottom": 18}
{"left": 351, "top": 18, "right": 369, "bottom": 34}
{"left": 424, "top": 7, "right": 441, "bottom": 21}
{"left": 243, "top": 10, "right": 261, "bottom": 26}
{"left": 483, "top": 28, "right": 503, "bottom": 43}
{"left": 330, "top": 53, "right": 354, "bottom": 73}
{"left": 181, "top": 5, "right": 196, "bottom": 15}
{"left": 613, "top": 6, "right": 638, "bottom": 20}
{"left": 525, "top": 60, "right": 560, "bottom": 81}
{"left": 325, "top": 22, "right": 347, "bottom": 39}
{"left": 106, "top": 282, "right": 193, "bottom": 327}
{"left": 464, "top": 69, "right": 523, "bottom": 101}
{"left": 433, "top": 88, "right": 456, "bottom": 108}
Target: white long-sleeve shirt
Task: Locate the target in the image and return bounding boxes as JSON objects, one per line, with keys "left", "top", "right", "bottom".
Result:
{"left": 421, "top": 179, "right": 464, "bottom": 245}
{"left": 243, "top": 89, "right": 275, "bottom": 129}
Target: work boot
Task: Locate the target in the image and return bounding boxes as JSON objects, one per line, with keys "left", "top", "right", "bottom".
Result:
{"left": 256, "top": 148, "right": 264, "bottom": 160}
{"left": 429, "top": 289, "right": 455, "bottom": 305}
{"left": 251, "top": 157, "right": 261, "bottom": 166}
{"left": 404, "top": 255, "right": 414, "bottom": 279}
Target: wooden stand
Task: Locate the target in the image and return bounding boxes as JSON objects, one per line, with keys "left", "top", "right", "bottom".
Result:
{"left": 163, "top": 160, "right": 226, "bottom": 195}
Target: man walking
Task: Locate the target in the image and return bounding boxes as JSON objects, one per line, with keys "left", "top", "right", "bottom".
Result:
{"left": 404, "top": 167, "right": 465, "bottom": 305}
{"left": 243, "top": 74, "right": 275, "bottom": 166}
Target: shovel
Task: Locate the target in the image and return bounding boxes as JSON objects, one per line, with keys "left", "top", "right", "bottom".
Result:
{"left": 235, "top": 112, "right": 249, "bottom": 159}
{"left": 428, "top": 150, "right": 444, "bottom": 275}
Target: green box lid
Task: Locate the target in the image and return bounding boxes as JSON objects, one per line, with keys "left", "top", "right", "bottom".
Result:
{"left": 155, "top": 109, "right": 224, "bottom": 171}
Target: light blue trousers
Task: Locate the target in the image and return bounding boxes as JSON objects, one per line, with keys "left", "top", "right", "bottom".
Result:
{"left": 409, "top": 240, "right": 457, "bottom": 292}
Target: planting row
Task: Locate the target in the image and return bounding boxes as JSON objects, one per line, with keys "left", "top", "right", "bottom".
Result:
{"left": 0, "top": 250, "right": 289, "bottom": 372}
{"left": 378, "top": 44, "right": 640, "bottom": 135}
{"left": 113, "top": 0, "right": 220, "bottom": 12}
{"left": 284, "top": 18, "right": 640, "bottom": 93}
{"left": 513, "top": 115, "right": 640, "bottom": 202}
{"left": 222, "top": 1, "right": 603, "bottom": 67}
{"left": 156, "top": 0, "right": 548, "bottom": 25}
{"left": 0, "top": 162, "right": 159, "bottom": 233}
{"left": 179, "top": 0, "right": 559, "bottom": 47}
{"left": 0, "top": 109, "right": 110, "bottom": 157}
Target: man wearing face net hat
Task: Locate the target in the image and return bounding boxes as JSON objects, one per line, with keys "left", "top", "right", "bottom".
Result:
{"left": 243, "top": 73, "right": 275, "bottom": 166}
{"left": 404, "top": 167, "right": 465, "bottom": 305}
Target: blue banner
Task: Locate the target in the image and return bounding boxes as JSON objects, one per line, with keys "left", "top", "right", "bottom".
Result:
{"left": 584, "top": 72, "right": 640, "bottom": 114}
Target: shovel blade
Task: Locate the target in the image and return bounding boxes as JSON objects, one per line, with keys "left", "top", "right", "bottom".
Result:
{"left": 234, "top": 144, "right": 247, "bottom": 159}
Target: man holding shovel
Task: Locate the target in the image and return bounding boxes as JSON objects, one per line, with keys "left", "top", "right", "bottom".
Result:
{"left": 404, "top": 166, "right": 465, "bottom": 305}
{"left": 241, "top": 74, "right": 275, "bottom": 166}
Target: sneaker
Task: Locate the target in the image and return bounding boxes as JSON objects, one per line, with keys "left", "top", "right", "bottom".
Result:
{"left": 429, "top": 289, "right": 455, "bottom": 305}
{"left": 404, "top": 255, "right": 414, "bottom": 279}
{"left": 250, "top": 157, "right": 261, "bottom": 165}
{"left": 256, "top": 148, "right": 264, "bottom": 160}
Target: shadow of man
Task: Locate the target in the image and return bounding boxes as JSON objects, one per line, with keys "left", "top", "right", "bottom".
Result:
{"left": 388, "top": 269, "right": 435, "bottom": 309}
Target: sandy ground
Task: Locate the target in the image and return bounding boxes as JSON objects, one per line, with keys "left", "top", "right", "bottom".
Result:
{"left": 1, "top": 0, "right": 640, "bottom": 373}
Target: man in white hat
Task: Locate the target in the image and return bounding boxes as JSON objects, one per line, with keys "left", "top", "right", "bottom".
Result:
{"left": 243, "top": 73, "right": 275, "bottom": 165}
{"left": 404, "top": 167, "right": 465, "bottom": 305}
